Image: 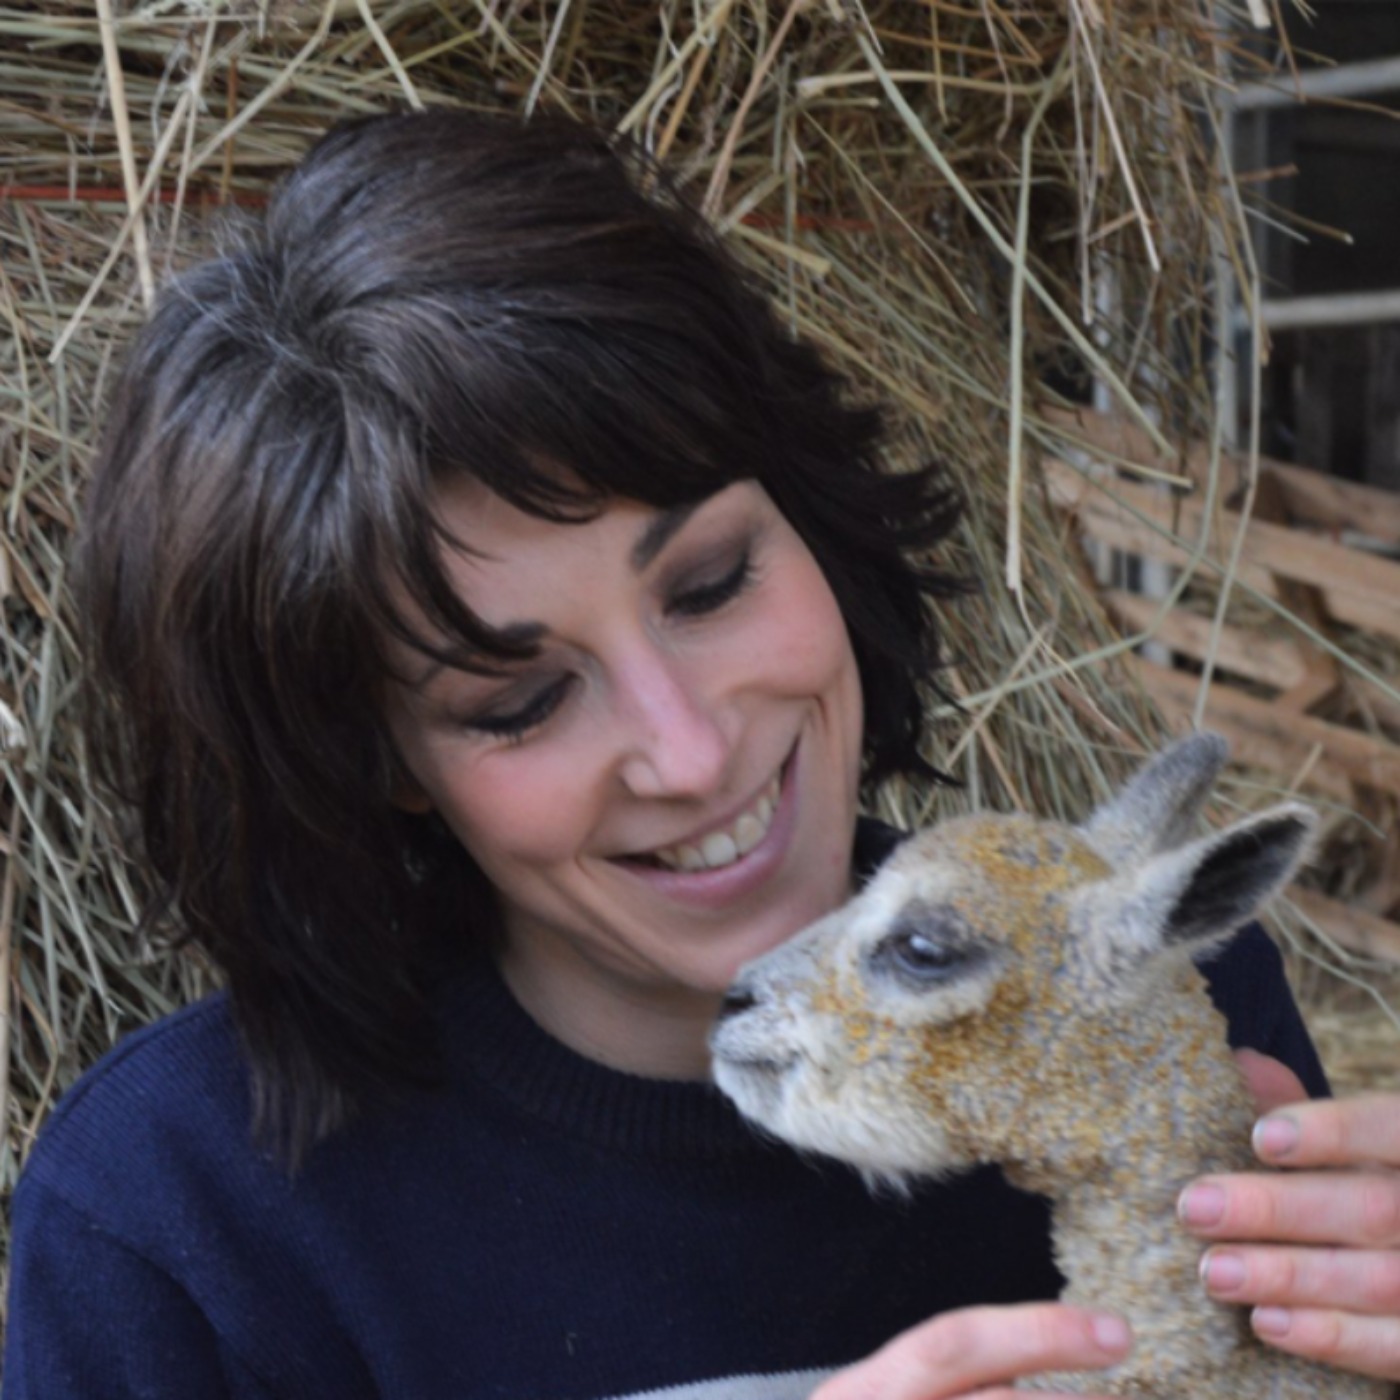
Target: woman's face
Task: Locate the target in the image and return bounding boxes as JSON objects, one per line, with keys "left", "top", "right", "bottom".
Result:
{"left": 385, "top": 480, "right": 864, "bottom": 1076}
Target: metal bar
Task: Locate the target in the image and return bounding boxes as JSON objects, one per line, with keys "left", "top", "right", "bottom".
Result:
{"left": 1232, "top": 55, "right": 1400, "bottom": 110}
{"left": 1258, "top": 289, "right": 1400, "bottom": 330}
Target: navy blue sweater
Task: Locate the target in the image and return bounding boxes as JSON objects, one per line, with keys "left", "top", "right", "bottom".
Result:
{"left": 4, "top": 825, "right": 1327, "bottom": 1400}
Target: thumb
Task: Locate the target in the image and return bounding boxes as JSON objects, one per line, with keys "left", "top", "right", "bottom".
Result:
{"left": 1233, "top": 1048, "right": 1308, "bottom": 1116}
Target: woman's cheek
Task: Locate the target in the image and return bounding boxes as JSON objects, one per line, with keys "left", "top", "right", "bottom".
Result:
{"left": 439, "top": 742, "right": 597, "bottom": 870}
{"left": 767, "top": 574, "right": 863, "bottom": 728}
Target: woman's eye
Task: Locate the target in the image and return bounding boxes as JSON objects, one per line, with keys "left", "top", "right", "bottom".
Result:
{"left": 467, "top": 677, "right": 572, "bottom": 742}
{"left": 668, "top": 552, "right": 754, "bottom": 619}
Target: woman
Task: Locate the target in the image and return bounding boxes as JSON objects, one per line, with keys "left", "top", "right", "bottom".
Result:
{"left": 6, "top": 110, "right": 1398, "bottom": 1399}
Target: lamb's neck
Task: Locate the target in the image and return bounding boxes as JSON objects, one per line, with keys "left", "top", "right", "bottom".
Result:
{"left": 1048, "top": 1154, "right": 1247, "bottom": 1335}
{"left": 1011, "top": 977, "right": 1261, "bottom": 1363}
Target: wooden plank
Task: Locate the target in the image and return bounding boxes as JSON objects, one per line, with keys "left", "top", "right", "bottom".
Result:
{"left": 1045, "top": 460, "right": 1400, "bottom": 643}
{"left": 1106, "top": 593, "right": 1400, "bottom": 732}
{"left": 1102, "top": 590, "right": 1307, "bottom": 689}
{"left": 1353, "top": 825, "right": 1400, "bottom": 923}
{"left": 1251, "top": 471, "right": 1339, "bottom": 716}
{"left": 1142, "top": 665, "right": 1355, "bottom": 805}
{"left": 1048, "top": 458, "right": 1400, "bottom": 612}
{"left": 1044, "top": 406, "right": 1400, "bottom": 543}
{"left": 1045, "top": 471, "right": 1252, "bottom": 573}
{"left": 1350, "top": 674, "right": 1400, "bottom": 737}
{"left": 1275, "top": 670, "right": 1340, "bottom": 716}
{"left": 1287, "top": 887, "right": 1400, "bottom": 965}
{"left": 1265, "top": 463, "right": 1400, "bottom": 545}
{"left": 1326, "top": 593, "right": 1400, "bottom": 640}
{"left": 1137, "top": 658, "right": 1400, "bottom": 797}
{"left": 1051, "top": 475, "right": 1397, "bottom": 638}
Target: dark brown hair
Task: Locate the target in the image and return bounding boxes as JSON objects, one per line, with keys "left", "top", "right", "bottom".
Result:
{"left": 77, "top": 110, "right": 963, "bottom": 1165}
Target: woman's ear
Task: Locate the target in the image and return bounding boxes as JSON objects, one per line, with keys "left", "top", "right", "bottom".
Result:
{"left": 392, "top": 784, "right": 434, "bottom": 816}
{"left": 389, "top": 762, "right": 435, "bottom": 815}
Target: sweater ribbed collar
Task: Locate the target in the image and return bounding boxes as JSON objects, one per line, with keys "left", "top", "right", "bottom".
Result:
{"left": 438, "top": 817, "right": 905, "bottom": 1161}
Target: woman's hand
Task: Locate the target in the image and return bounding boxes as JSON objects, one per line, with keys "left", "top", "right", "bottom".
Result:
{"left": 1178, "top": 1049, "right": 1400, "bottom": 1381}
{"left": 811, "top": 1301, "right": 1132, "bottom": 1400}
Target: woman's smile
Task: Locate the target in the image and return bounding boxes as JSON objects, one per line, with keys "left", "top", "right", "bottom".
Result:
{"left": 609, "top": 741, "right": 800, "bottom": 910}
{"left": 384, "top": 479, "right": 864, "bottom": 1076}
{"left": 623, "top": 756, "right": 785, "bottom": 871}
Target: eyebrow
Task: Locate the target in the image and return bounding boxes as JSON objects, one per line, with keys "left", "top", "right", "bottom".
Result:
{"left": 407, "top": 502, "right": 703, "bottom": 691}
{"left": 631, "top": 501, "right": 701, "bottom": 572}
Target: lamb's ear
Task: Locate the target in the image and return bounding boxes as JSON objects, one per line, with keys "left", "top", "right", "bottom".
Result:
{"left": 1078, "top": 804, "right": 1316, "bottom": 976}
{"left": 1082, "top": 732, "right": 1229, "bottom": 865}
{"left": 1154, "top": 805, "right": 1315, "bottom": 949}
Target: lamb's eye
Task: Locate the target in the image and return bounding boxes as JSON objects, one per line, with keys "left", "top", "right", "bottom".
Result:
{"left": 871, "top": 914, "right": 985, "bottom": 987}
{"left": 894, "top": 931, "right": 962, "bottom": 975}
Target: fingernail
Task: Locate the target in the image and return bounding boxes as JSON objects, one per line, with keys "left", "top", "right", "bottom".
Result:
{"left": 1091, "top": 1314, "right": 1132, "bottom": 1354}
{"left": 1201, "top": 1250, "right": 1246, "bottom": 1295}
{"left": 1253, "top": 1114, "right": 1300, "bottom": 1160}
{"left": 1252, "top": 1307, "right": 1292, "bottom": 1338}
{"left": 1178, "top": 1182, "right": 1226, "bottom": 1228}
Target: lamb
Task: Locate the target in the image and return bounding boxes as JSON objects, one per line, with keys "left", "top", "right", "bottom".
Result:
{"left": 710, "top": 732, "right": 1387, "bottom": 1398}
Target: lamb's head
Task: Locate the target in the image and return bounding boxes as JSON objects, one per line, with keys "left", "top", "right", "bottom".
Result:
{"left": 710, "top": 733, "right": 1315, "bottom": 1189}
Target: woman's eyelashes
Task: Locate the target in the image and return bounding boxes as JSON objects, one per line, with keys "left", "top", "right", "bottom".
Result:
{"left": 465, "top": 546, "right": 757, "bottom": 742}
{"left": 667, "top": 549, "right": 755, "bottom": 619}
{"left": 467, "top": 676, "right": 574, "bottom": 742}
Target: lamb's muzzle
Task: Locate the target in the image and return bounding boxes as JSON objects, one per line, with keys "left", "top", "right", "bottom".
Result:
{"left": 716, "top": 985, "right": 758, "bottom": 1022}
{"left": 709, "top": 732, "right": 1387, "bottom": 1399}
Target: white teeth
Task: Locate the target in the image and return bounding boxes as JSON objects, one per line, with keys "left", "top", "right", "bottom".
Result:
{"left": 733, "top": 814, "right": 765, "bottom": 854}
{"left": 648, "top": 774, "right": 782, "bottom": 873}
{"left": 701, "top": 832, "right": 739, "bottom": 866}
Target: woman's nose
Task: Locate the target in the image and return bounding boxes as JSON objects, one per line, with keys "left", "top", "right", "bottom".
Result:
{"left": 613, "top": 652, "right": 730, "bottom": 799}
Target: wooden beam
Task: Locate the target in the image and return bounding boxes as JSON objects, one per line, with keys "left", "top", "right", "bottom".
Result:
{"left": 1044, "top": 460, "right": 1400, "bottom": 644}
{"left": 1044, "top": 406, "right": 1400, "bottom": 543}
{"left": 1136, "top": 658, "right": 1400, "bottom": 797}
{"left": 1102, "top": 590, "right": 1307, "bottom": 689}
{"left": 1250, "top": 471, "right": 1339, "bottom": 716}
{"left": 1349, "top": 674, "right": 1400, "bottom": 736}
{"left": 1103, "top": 594, "right": 1400, "bottom": 734}
{"left": 1046, "top": 484, "right": 1277, "bottom": 593}
{"left": 1141, "top": 664, "right": 1354, "bottom": 805}
{"left": 1264, "top": 463, "right": 1400, "bottom": 545}
{"left": 1048, "top": 479, "right": 1399, "bottom": 641}
{"left": 1324, "top": 593, "right": 1400, "bottom": 641}
{"left": 1275, "top": 671, "right": 1341, "bottom": 716}
{"left": 1353, "top": 824, "right": 1400, "bottom": 924}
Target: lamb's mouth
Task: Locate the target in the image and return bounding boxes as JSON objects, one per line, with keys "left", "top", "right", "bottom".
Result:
{"left": 717, "top": 1053, "right": 792, "bottom": 1078}
{"left": 710, "top": 1046, "right": 797, "bottom": 1122}
{"left": 627, "top": 768, "right": 784, "bottom": 873}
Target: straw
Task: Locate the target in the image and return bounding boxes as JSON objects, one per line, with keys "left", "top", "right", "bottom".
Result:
{"left": 1, "top": 0, "right": 1395, "bottom": 1279}
{"left": 93, "top": 0, "right": 154, "bottom": 310}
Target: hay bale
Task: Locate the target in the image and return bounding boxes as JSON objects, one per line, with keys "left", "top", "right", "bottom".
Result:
{"left": 2, "top": 0, "right": 1394, "bottom": 1258}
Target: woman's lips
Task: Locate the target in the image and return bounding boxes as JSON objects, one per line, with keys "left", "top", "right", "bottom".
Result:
{"left": 610, "top": 743, "right": 801, "bottom": 909}
{"left": 646, "top": 772, "right": 782, "bottom": 872}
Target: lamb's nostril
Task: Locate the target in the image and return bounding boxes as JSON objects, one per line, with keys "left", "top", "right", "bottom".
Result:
{"left": 717, "top": 984, "right": 758, "bottom": 1021}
